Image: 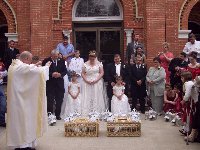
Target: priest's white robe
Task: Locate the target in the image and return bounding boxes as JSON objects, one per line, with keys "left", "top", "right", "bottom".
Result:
{"left": 6, "top": 59, "right": 49, "bottom": 148}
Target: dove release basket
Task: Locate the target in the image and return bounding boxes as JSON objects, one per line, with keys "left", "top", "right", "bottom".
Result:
{"left": 107, "top": 117, "right": 141, "bottom": 137}
{"left": 65, "top": 118, "right": 99, "bottom": 137}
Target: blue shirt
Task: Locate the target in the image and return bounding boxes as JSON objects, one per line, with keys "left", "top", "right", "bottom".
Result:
{"left": 56, "top": 43, "right": 74, "bottom": 62}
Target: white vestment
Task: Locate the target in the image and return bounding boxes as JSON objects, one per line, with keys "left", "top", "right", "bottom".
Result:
{"left": 6, "top": 59, "right": 49, "bottom": 148}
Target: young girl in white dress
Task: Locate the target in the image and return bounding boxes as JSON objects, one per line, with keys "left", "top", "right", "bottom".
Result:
{"left": 111, "top": 76, "right": 131, "bottom": 114}
{"left": 62, "top": 71, "right": 81, "bottom": 118}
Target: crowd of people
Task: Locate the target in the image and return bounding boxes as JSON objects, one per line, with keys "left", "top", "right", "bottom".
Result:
{"left": 0, "top": 33, "right": 200, "bottom": 149}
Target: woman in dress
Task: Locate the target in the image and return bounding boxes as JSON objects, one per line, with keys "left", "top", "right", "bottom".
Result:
{"left": 158, "top": 42, "right": 174, "bottom": 83}
{"left": 187, "top": 52, "right": 200, "bottom": 79}
{"left": 163, "top": 84, "right": 178, "bottom": 113}
{"left": 111, "top": 76, "right": 131, "bottom": 114}
{"left": 146, "top": 57, "right": 166, "bottom": 115}
{"left": 81, "top": 51, "right": 107, "bottom": 115}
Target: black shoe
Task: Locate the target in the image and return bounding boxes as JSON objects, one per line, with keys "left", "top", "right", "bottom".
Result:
{"left": 19, "top": 147, "right": 36, "bottom": 150}
{"left": 0, "top": 123, "right": 6, "bottom": 127}
{"left": 179, "top": 129, "right": 187, "bottom": 136}
{"left": 56, "top": 116, "right": 61, "bottom": 120}
{"left": 49, "top": 122, "right": 56, "bottom": 126}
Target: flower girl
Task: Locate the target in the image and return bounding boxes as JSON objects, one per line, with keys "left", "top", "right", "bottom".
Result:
{"left": 63, "top": 71, "right": 81, "bottom": 117}
{"left": 111, "top": 76, "right": 131, "bottom": 114}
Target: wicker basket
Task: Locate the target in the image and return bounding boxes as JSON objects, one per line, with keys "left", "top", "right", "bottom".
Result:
{"left": 65, "top": 118, "right": 99, "bottom": 137}
{"left": 107, "top": 117, "right": 141, "bottom": 137}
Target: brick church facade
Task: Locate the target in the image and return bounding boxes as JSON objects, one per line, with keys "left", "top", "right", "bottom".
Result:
{"left": 0, "top": 0, "right": 200, "bottom": 64}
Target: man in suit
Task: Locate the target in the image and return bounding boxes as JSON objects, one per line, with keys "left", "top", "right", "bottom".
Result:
{"left": 3, "top": 40, "right": 20, "bottom": 70}
{"left": 105, "top": 54, "right": 129, "bottom": 111}
{"left": 130, "top": 56, "right": 147, "bottom": 113}
{"left": 42, "top": 49, "right": 67, "bottom": 122}
{"left": 126, "top": 34, "right": 144, "bottom": 64}
{"left": 169, "top": 52, "right": 188, "bottom": 88}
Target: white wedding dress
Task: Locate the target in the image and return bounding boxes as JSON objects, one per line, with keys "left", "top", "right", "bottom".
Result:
{"left": 81, "top": 62, "right": 107, "bottom": 115}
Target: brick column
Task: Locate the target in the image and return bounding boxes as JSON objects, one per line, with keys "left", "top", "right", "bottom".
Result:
{"left": 30, "top": 0, "right": 53, "bottom": 58}
{"left": 16, "top": 0, "right": 31, "bottom": 52}
{"left": 144, "top": 0, "right": 166, "bottom": 65}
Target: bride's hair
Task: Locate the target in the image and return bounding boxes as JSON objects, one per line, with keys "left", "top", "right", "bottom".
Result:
{"left": 89, "top": 50, "right": 97, "bottom": 57}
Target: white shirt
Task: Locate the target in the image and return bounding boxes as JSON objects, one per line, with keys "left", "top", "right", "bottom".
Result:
{"left": 69, "top": 57, "right": 84, "bottom": 76}
{"left": 115, "top": 63, "right": 121, "bottom": 76}
{"left": 183, "top": 40, "right": 200, "bottom": 58}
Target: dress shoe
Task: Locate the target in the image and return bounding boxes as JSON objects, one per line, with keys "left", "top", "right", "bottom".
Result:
{"left": 56, "top": 116, "right": 61, "bottom": 120}
{"left": 0, "top": 123, "right": 6, "bottom": 127}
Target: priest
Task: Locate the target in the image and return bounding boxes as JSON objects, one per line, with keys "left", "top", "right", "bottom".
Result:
{"left": 6, "top": 51, "right": 51, "bottom": 150}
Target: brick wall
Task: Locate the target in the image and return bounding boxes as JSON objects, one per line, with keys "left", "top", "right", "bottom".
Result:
{"left": 0, "top": 0, "right": 199, "bottom": 63}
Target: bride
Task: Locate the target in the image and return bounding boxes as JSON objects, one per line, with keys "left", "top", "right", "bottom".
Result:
{"left": 81, "top": 51, "right": 107, "bottom": 115}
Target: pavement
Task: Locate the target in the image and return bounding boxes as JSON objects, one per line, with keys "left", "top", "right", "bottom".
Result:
{"left": 0, "top": 115, "right": 200, "bottom": 150}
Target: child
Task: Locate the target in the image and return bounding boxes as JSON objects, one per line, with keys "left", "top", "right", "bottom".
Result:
{"left": 111, "top": 76, "right": 131, "bottom": 114}
{"left": 63, "top": 71, "right": 81, "bottom": 117}
{"left": 69, "top": 50, "right": 84, "bottom": 82}
{"left": 179, "top": 72, "right": 198, "bottom": 136}
{"left": 163, "top": 84, "right": 178, "bottom": 113}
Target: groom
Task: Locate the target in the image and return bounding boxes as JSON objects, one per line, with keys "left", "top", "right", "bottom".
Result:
{"left": 105, "top": 54, "right": 129, "bottom": 111}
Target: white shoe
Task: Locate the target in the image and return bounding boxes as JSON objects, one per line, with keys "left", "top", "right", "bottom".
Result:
{"left": 48, "top": 112, "right": 56, "bottom": 126}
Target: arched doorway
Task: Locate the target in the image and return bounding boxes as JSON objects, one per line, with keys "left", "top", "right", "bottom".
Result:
{"left": 188, "top": 1, "right": 200, "bottom": 41}
{"left": 0, "top": 10, "right": 8, "bottom": 59}
{"left": 72, "top": 0, "right": 123, "bottom": 64}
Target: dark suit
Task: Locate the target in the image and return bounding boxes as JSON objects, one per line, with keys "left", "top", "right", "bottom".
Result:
{"left": 130, "top": 64, "right": 147, "bottom": 112}
{"left": 126, "top": 41, "right": 144, "bottom": 64}
{"left": 105, "top": 63, "right": 129, "bottom": 111}
{"left": 42, "top": 57, "right": 67, "bottom": 117}
{"left": 3, "top": 48, "right": 20, "bottom": 70}
{"left": 168, "top": 58, "right": 188, "bottom": 88}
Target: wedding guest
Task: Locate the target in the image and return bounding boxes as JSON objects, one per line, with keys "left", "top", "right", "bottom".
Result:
{"left": 179, "top": 72, "right": 198, "bottom": 137}
{"left": 0, "top": 67, "right": 7, "bottom": 127}
{"left": 42, "top": 50, "right": 67, "bottom": 122}
{"left": 81, "top": 51, "right": 106, "bottom": 115}
{"left": 174, "top": 84, "right": 183, "bottom": 113}
{"left": 163, "top": 84, "right": 178, "bottom": 113}
{"left": 69, "top": 50, "right": 84, "bottom": 82}
{"left": 57, "top": 36, "right": 75, "bottom": 64}
{"left": 126, "top": 34, "right": 144, "bottom": 64}
{"left": 105, "top": 54, "right": 129, "bottom": 111}
{"left": 111, "top": 76, "right": 131, "bottom": 114}
{"left": 187, "top": 53, "right": 200, "bottom": 79}
{"left": 134, "top": 46, "right": 146, "bottom": 64}
{"left": 158, "top": 42, "right": 174, "bottom": 83}
{"left": 3, "top": 40, "right": 20, "bottom": 70}
{"left": 183, "top": 33, "right": 200, "bottom": 62}
{"left": 189, "top": 76, "right": 200, "bottom": 142}
{"left": 146, "top": 57, "right": 166, "bottom": 115}
{"left": 169, "top": 52, "right": 188, "bottom": 88}
{"left": 130, "top": 56, "right": 147, "bottom": 113}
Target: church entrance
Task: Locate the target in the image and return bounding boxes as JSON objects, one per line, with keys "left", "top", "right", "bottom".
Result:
{"left": 0, "top": 10, "right": 8, "bottom": 59}
{"left": 72, "top": 0, "right": 123, "bottom": 64}
{"left": 188, "top": 1, "right": 200, "bottom": 40}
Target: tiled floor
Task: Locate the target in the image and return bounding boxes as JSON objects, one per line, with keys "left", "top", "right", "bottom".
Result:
{"left": 0, "top": 115, "right": 200, "bottom": 150}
